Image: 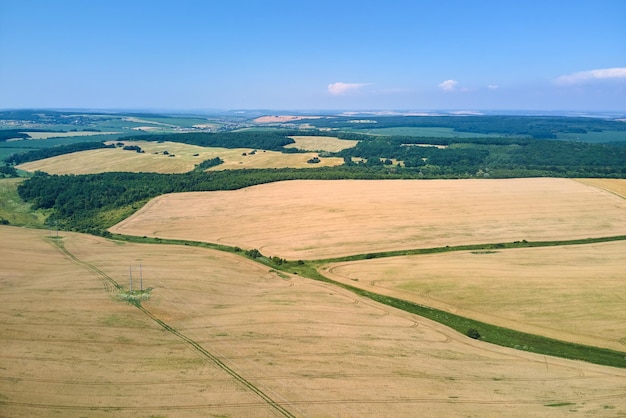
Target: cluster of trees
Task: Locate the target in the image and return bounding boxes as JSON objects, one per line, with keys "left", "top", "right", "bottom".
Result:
{"left": 193, "top": 157, "right": 224, "bottom": 171}
{"left": 0, "top": 165, "right": 18, "bottom": 177}
{"left": 337, "top": 135, "right": 626, "bottom": 176}
{"left": 121, "top": 144, "right": 144, "bottom": 153}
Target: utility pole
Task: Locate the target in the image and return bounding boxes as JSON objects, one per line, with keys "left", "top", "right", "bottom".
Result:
{"left": 139, "top": 262, "right": 143, "bottom": 291}
{"left": 129, "top": 265, "right": 133, "bottom": 292}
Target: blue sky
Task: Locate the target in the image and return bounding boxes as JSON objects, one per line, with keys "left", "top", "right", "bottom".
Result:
{"left": 1, "top": 0, "right": 625, "bottom": 112}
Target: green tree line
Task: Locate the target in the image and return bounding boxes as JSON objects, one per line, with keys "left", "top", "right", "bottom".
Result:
{"left": 122, "top": 131, "right": 297, "bottom": 151}
{"left": 5, "top": 142, "right": 115, "bottom": 165}
{"left": 291, "top": 115, "right": 626, "bottom": 139}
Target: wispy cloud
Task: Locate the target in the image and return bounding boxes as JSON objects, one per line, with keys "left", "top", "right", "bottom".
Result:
{"left": 487, "top": 84, "right": 499, "bottom": 90}
{"left": 556, "top": 67, "right": 626, "bottom": 85}
{"left": 438, "top": 79, "right": 458, "bottom": 92}
{"left": 328, "top": 82, "right": 371, "bottom": 95}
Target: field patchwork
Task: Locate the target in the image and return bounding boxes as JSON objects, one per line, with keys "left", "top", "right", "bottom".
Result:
{"left": 2, "top": 225, "right": 626, "bottom": 416}
{"left": 284, "top": 135, "right": 359, "bottom": 152}
{"left": 17, "top": 140, "right": 344, "bottom": 174}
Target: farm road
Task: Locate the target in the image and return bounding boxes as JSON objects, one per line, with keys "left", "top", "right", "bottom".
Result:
{"left": 48, "top": 237, "right": 295, "bottom": 418}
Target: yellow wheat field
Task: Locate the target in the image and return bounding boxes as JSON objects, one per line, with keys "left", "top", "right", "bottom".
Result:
{"left": 110, "top": 178, "right": 626, "bottom": 260}
{"left": 575, "top": 178, "right": 626, "bottom": 199}
{"left": 321, "top": 241, "right": 626, "bottom": 351}
{"left": 2, "top": 225, "right": 626, "bottom": 417}
{"left": 16, "top": 140, "right": 343, "bottom": 174}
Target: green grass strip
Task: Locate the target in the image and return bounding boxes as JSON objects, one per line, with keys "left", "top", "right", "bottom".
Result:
{"left": 110, "top": 233, "right": 626, "bottom": 369}
{"left": 317, "top": 235, "right": 626, "bottom": 264}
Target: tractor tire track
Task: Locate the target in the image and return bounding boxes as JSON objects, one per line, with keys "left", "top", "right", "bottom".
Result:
{"left": 47, "top": 237, "right": 295, "bottom": 418}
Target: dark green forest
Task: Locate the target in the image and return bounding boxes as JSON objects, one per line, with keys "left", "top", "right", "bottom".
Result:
{"left": 6, "top": 142, "right": 115, "bottom": 165}
{"left": 292, "top": 115, "right": 626, "bottom": 139}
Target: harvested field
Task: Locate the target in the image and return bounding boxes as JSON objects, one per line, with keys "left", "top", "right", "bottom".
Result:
{"left": 205, "top": 147, "right": 343, "bottom": 170}
{"left": 575, "top": 178, "right": 626, "bottom": 199}
{"left": 17, "top": 141, "right": 210, "bottom": 174}
{"left": 17, "top": 140, "right": 343, "bottom": 174}
{"left": 2, "top": 225, "right": 626, "bottom": 417}
{"left": 110, "top": 178, "right": 626, "bottom": 260}
{"left": 284, "top": 135, "right": 358, "bottom": 152}
{"left": 321, "top": 241, "right": 626, "bottom": 351}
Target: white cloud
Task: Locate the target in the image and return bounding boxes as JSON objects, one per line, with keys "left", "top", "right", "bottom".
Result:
{"left": 556, "top": 67, "right": 626, "bottom": 85}
{"left": 487, "top": 84, "right": 499, "bottom": 90}
{"left": 438, "top": 79, "right": 458, "bottom": 92}
{"left": 328, "top": 82, "right": 370, "bottom": 95}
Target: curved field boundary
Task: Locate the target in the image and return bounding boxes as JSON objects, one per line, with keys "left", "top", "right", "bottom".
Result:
{"left": 305, "top": 264, "right": 626, "bottom": 369}
{"left": 109, "top": 233, "right": 626, "bottom": 368}
{"left": 48, "top": 237, "right": 295, "bottom": 418}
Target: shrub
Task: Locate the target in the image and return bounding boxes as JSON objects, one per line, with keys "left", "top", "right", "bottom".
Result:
{"left": 245, "top": 248, "right": 262, "bottom": 258}
{"left": 466, "top": 328, "right": 481, "bottom": 339}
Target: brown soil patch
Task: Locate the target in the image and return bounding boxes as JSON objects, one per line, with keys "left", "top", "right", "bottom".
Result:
{"left": 2, "top": 225, "right": 626, "bottom": 416}
{"left": 322, "top": 241, "right": 626, "bottom": 351}
{"left": 110, "top": 178, "right": 626, "bottom": 260}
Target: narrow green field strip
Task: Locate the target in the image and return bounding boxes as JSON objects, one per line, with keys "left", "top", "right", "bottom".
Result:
{"left": 316, "top": 235, "right": 626, "bottom": 264}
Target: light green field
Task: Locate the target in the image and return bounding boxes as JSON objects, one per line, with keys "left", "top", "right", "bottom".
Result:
{"left": 0, "top": 178, "right": 47, "bottom": 227}
{"left": 0, "top": 146, "right": 32, "bottom": 160}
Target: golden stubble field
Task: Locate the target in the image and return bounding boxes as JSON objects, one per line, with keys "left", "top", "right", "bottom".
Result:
{"left": 110, "top": 178, "right": 626, "bottom": 260}
{"left": 321, "top": 241, "right": 626, "bottom": 351}
{"left": 16, "top": 140, "right": 344, "bottom": 174}
{"left": 2, "top": 225, "right": 626, "bottom": 417}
